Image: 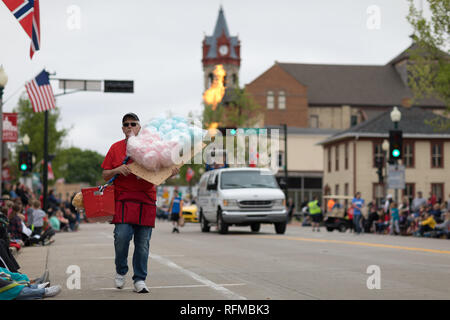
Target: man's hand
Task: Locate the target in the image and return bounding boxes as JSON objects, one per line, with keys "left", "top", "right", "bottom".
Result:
{"left": 116, "top": 164, "right": 131, "bottom": 176}
{"left": 170, "top": 167, "right": 180, "bottom": 178}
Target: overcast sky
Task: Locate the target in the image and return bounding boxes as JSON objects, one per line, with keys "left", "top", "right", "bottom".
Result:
{"left": 1, "top": 0, "right": 423, "bottom": 156}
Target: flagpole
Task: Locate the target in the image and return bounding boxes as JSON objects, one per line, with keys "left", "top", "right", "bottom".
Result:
{"left": 43, "top": 110, "right": 48, "bottom": 212}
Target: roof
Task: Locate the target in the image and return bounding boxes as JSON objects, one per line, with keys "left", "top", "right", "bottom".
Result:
{"left": 204, "top": 7, "right": 239, "bottom": 59}
{"left": 275, "top": 43, "right": 446, "bottom": 107}
{"left": 319, "top": 106, "right": 450, "bottom": 145}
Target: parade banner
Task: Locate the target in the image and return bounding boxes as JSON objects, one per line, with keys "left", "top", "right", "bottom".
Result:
{"left": 3, "top": 112, "right": 18, "bottom": 142}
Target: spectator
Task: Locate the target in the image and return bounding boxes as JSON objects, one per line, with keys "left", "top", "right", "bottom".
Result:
{"left": 7, "top": 204, "right": 23, "bottom": 243}
{"left": 412, "top": 191, "right": 427, "bottom": 214}
{"left": 49, "top": 213, "right": 60, "bottom": 232}
{"left": 383, "top": 194, "right": 393, "bottom": 215}
{"left": 434, "top": 211, "right": 450, "bottom": 239}
{"left": 428, "top": 192, "right": 437, "bottom": 206}
{"left": 286, "top": 198, "right": 295, "bottom": 223}
{"left": 64, "top": 207, "right": 78, "bottom": 231}
{"left": 365, "top": 200, "right": 378, "bottom": 233}
{"left": 415, "top": 212, "right": 436, "bottom": 237}
{"left": 429, "top": 203, "right": 442, "bottom": 223}
{"left": 389, "top": 202, "right": 400, "bottom": 235}
{"left": 308, "top": 195, "right": 322, "bottom": 232}
{"left": 0, "top": 267, "right": 61, "bottom": 300}
{"left": 351, "top": 192, "right": 364, "bottom": 235}
{"left": 447, "top": 194, "right": 450, "bottom": 212}
{"left": 31, "top": 200, "right": 46, "bottom": 237}
{"left": 55, "top": 209, "right": 69, "bottom": 232}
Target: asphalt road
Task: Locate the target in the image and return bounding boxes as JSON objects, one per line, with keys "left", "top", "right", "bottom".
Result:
{"left": 17, "top": 220, "right": 450, "bottom": 300}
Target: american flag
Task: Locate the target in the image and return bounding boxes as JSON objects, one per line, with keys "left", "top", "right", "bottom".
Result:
{"left": 25, "top": 70, "right": 56, "bottom": 112}
{"left": 2, "top": 0, "right": 40, "bottom": 58}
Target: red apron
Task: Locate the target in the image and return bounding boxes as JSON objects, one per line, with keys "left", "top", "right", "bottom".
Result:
{"left": 112, "top": 191, "right": 156, "bottom": 227}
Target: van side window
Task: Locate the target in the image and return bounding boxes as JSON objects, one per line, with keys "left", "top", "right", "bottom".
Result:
{"left": 199, "top": 174, "right": 208, "bottom": 190}
{"left": 207, "top": 172, "right": 216, "bottom": 185}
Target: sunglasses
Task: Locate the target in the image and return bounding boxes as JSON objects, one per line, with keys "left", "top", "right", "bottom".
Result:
{"left": 123, "top": 122, "right": 139, "bottom": 127}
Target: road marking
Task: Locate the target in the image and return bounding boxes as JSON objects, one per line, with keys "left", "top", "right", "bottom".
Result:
{"left": 95, "top": 283, "right": 246, "bottom": 291}
{"left": 150, "top": 253, "right": 247, "bottom": 300}
{"left": 254, "top": 235, "right": 450, "bottom": 255}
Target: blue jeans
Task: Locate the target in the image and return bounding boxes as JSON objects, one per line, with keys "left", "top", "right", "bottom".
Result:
{"left": 113, "top": 224, "right": 153, "bottom": 283}
{"left": 353, "top": 214, "right": 362, "bottom": 234}
{"left": 15, "top": 285, "right": 45, "bottom": 300}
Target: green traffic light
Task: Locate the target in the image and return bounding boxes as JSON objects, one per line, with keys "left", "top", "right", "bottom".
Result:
{"left": 20, "top": 164, "right": 28, "bottom": 171}
{"left": 392, "top": 149, "right": 400, "bottom": 157}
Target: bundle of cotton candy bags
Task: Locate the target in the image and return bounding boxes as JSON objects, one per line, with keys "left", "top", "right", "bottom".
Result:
{"left": 127, "top": 115, "right": 206, "bottom": 171}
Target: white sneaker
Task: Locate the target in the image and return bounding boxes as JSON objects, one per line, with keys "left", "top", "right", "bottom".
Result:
{"left": 44, "top": 285, "right": 61, "bottom": 298}
{"left": 115, "top": 273, "right": 126, "bottom": 289}
{"left": 133, "top": 280, "right": 149, "bottom": 293}
{"left": 37, "top": 282, "right": 50, "bottom": 289}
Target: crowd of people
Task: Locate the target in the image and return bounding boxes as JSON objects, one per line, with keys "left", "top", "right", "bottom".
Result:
{"left": 0, "top": 182, "right": 83, "bottom": 299}
{"left": 306, "top": 191, "right": 450, "bottom": 239}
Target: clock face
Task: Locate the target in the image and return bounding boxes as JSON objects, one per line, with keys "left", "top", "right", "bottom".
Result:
{"left": 219, "top": 45, "right": 229, "bottom": 56}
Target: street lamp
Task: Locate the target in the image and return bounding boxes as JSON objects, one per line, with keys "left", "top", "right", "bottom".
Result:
{"left": 381, "top": 139, "right": 389, "bottom": 202}
{"left": 390, "top": 106, "right": 401, "bottom": 129}
{"left": 389, "top": 106, "right": 402, "bottom": 203}
{"left": 23, "top": 134, "right": 31, "bottom": 147}
{"left": 0, "top": 65, "right": 8, "bottom": 197}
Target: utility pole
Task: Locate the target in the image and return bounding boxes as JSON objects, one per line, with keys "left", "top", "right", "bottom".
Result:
{"left": 282, "top": 124, "right": 288, "bottom": 199}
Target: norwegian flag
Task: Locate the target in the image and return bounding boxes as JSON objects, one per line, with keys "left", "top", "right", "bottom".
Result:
{"left": 25, "top": 69, "right": 56, "bottom": 112}
{"left": 186, "top": 167, "right": 194, "bottom": 182}
{"left": 2, "top": 0, "right": 40, "bottom": 58}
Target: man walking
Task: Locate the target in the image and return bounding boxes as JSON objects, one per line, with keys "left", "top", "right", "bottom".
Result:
{"left": 102, "top": 113, "right": 179, "bottom": 293}
{"left": 308, "top": 196, "right": 322, "bottom": 232}
{"left": 352, "top": 192, "right": 364, "bottom": 235}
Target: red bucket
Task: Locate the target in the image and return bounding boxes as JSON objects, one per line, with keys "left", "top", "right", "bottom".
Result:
{"left": 82, "top": 186, "right": 115, "bottom": 222}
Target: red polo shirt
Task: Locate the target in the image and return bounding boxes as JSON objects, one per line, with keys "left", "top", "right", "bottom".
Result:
{"left": 101, "top": 139, "right": 156, "bottom": 200}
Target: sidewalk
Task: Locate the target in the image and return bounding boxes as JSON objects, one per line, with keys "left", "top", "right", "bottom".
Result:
{"left": 15, "top": 244, "right": 49, "bottom": 280}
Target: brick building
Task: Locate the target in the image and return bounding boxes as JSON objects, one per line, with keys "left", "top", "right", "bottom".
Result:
{"left": 245, "top": 43, "right": 447, "bottom": 129}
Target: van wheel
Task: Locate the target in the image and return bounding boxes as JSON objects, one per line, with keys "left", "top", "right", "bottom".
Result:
{"left": 338, "top": 224, "right": 347, "bottom": 232}
{"left": 250, "top": 223, "right": 261, "bottom": 232}
{"left": 200, "top": 211, "right": 210, "bottom": 232}
{"left": 326, "top": 227, "right": 334, "bottom": 232}
{"left": 217, "top": 210, "right": 228, "bottom": 234}
{"left": 274, "top": 222, "right": 286, "bottom": 234}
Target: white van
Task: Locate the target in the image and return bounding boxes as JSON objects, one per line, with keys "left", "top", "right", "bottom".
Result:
{"left": 197, "top": 167, "right": 287, "bottom": 234}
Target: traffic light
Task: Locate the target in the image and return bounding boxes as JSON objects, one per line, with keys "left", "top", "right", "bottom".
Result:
{"left": 18, "top": 151, "right": 33, "bottom": 173}
{"left": 217, "top": 127, "right": 237, "bottom": 136}
{"left": 375, "top": 158, "right": 383, "bottom": 184}
{"left": 389, "top": 130, "right": 402, "bottom": 163}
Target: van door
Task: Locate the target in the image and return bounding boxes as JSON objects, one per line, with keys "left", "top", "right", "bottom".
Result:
{"left": 205, "top": 171, "right": 219, "bottom": 221}
{"left": 198, "top": 172, "right": 209, "bottom": 214}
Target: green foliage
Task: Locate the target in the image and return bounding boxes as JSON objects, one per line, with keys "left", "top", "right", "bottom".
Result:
{"left": 407, "top": 0, "right": 450, "bottom": 129}
{"left": 52, "top": 147, "right": 105, "bottom": 186}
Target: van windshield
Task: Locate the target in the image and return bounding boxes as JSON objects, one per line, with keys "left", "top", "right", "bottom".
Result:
{"left": 220, "top": 171, "right": 279, "bottom": 189}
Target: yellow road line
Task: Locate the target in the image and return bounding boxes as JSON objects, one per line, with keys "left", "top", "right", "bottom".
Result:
{"left": 254, "top": 235, "right": 450, "bottom": 255}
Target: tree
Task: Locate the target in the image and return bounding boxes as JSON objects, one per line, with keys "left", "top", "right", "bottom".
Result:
{"left": 13, "top": 96, "right": 68, "bottom": 179}
{"left": 407, "top": 0, "right": 450, "bottom": 129}
{"left": 52, "top": 147, "right": 105, "bottom": 186}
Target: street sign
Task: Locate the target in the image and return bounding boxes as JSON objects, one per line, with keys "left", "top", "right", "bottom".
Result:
{"left": 104, "top": 80, "right": 134, "bottom": 93}
{"left": 387, "top": 164, "right": 405, "bottom": 189}
{"left": 58, "top": 79, "right": 102, "bottom": 91}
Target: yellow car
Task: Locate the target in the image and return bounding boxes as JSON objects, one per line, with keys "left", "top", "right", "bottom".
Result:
{"left": 182, "top": 204, "right": 199, "bottom": 223}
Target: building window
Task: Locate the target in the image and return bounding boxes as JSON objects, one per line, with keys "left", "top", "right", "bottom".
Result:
{"left": 373, "top": 183, "right": 385, "bottom": 208}
{"left": 278, "top": 151, "right": 284, "bottom": 168}
{"left": 351, "top": 115, "right": 358, "bottom": 127}
{"left": 373, "top": 142, "right": 384, "bottom": 168}
{"left": 232, "top": 74, "right": 238, "bottom": 86}
{"left": 327, "top": 147, "right": 331, "bottom": 173}
{"left": 278, "top": 91, "right": 286, "bottom": 109}
{"left": 345, "top": 143, "right": 349, "bottom": 170}
{"left": 335, "top": 184, "right": 339, "bottom": 196}
{"left": 335, "top": 145, "right": 339, "bottom": 171}
{"left": 208, "top": 73, "right": 213, "bottom": 87}
{"left": 431, "top": 183, "right": 444, "bottom": 203}
{"left": 431, "top": 142, "right": 443, "bottom": 168}
{"left": 403, "top": 183, "right": 415, "bottom": 204}
{"left": 267, "top": 91, "right": 274, "bottom": 109}
{"left": 403, "top": 142, "right": 414, "bottom": 168}
{"left": 310, "top": 115, "right": 319, "bottom": 128}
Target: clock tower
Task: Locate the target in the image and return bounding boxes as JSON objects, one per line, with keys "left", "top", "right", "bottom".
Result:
{"left": 202, "top": 7, "right": 241, "bottom": 91}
